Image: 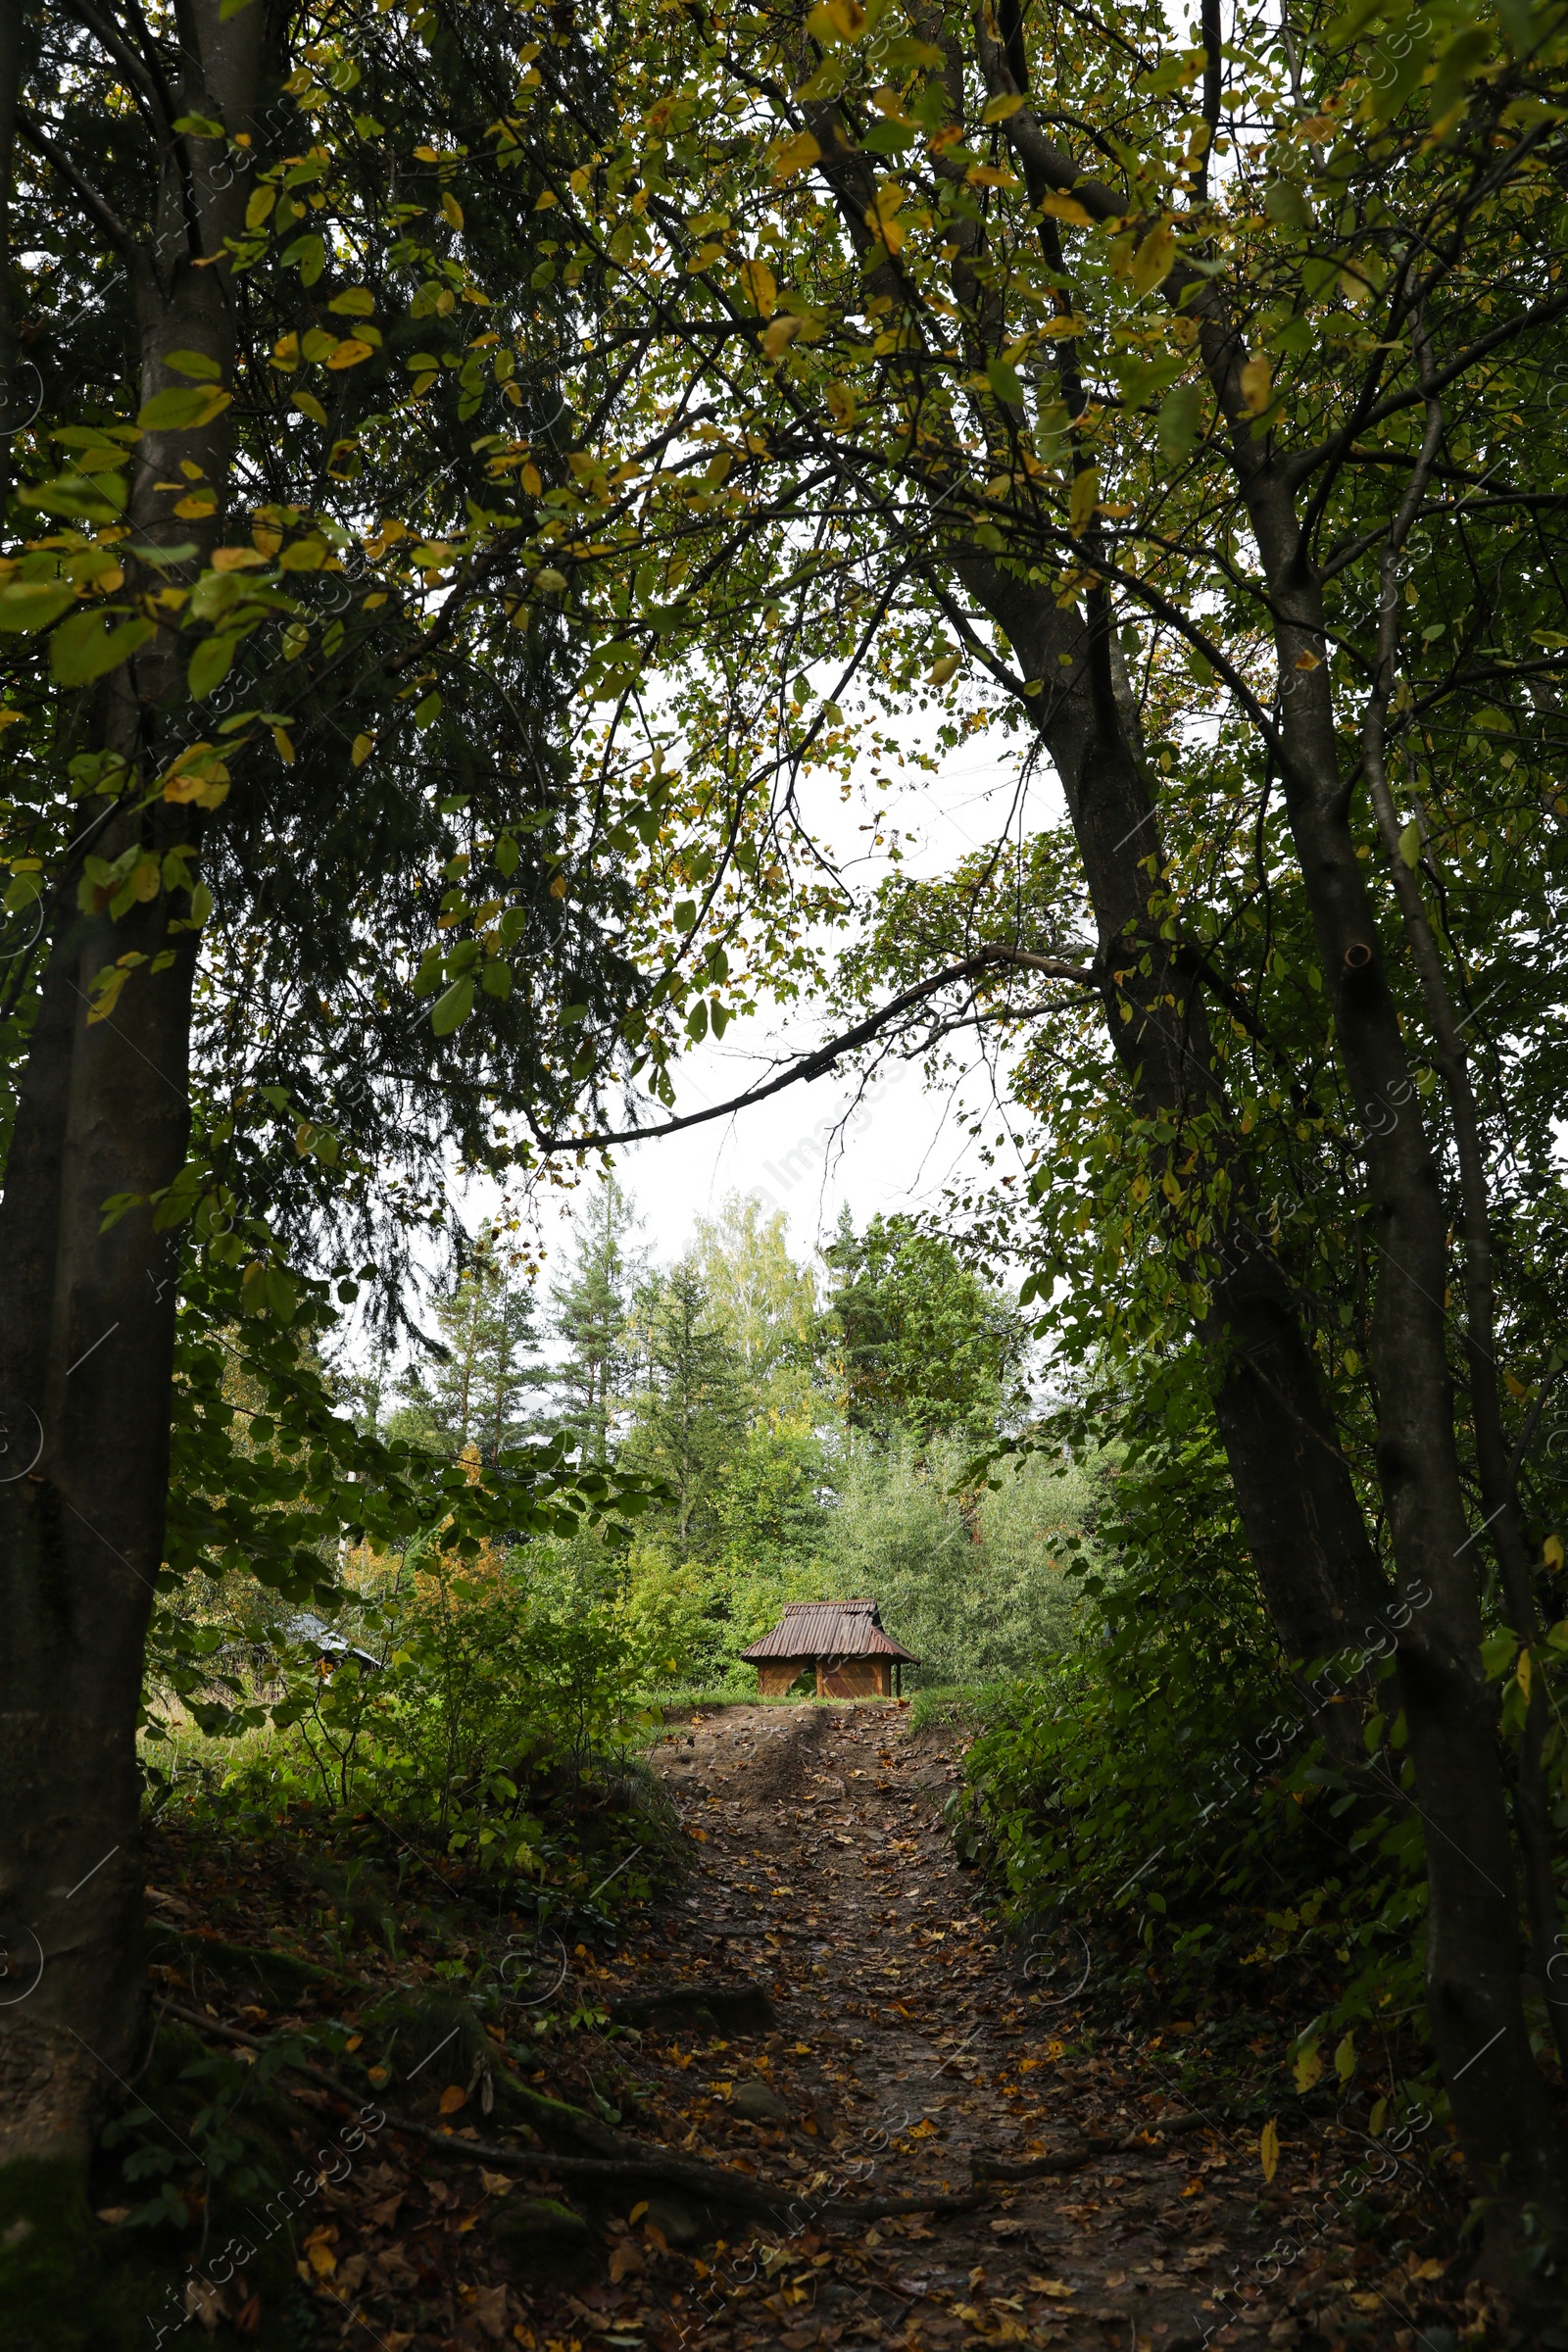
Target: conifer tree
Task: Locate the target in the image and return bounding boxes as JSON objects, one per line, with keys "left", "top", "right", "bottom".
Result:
{"left": 548, "top": 1177, "right": 642, "bottom": 1464}
{"left": 396, "top": 1227, "right": 546, "bottom": 1464}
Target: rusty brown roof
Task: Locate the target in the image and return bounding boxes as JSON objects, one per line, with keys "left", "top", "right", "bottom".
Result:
{"left": 740, "top": 1598, "right": 919, "bottom": 1665}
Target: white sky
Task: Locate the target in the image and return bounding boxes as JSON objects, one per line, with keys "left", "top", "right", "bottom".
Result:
{"left": 517, "top": 712, "right": 1063, "bottom": 1285}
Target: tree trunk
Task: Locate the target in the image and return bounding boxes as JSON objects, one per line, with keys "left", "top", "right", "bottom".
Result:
{"left": 1200, "top": 311, "right": 1568, "bottom": 2252}
{"left": 0, "top": 0, "right": 264, "bottom": 2170}
{"left": 982, "top": 558, "right": 1391, "bottom": 1679}
{"left": 803, "top": 98, "right": 1390, "bottom": 1714}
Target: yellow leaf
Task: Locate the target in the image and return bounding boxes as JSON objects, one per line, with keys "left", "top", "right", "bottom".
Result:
{"left": 1240, "top": 353, "right": 1272, "bottom": 415}
{"left": 1334, "top": 2032, "right": 1355, "bottom": 2083}
{"left": 1545, "top": 1534, "right": 1563, "bottom": 1571}
{"left": 534, "top": 189, "right": 558, "bottom": 211}
{"left": 1068, "top": 466, "right": 1099, "bottom": 536}
{"left": 1130, "top": 221, "right": 1177, "bottom": 295}
{"left": 1293, "top": 2043, "right": 1323, "bottom": 2093}
{"left": 1369, "top": 2096, "right": 1387, "bottom": 2135}
{"left": 982, "top": 93, "right": 1026, "bottom": 122}
{"left": 550, "top": 873, "right": 567, "bottom": 898}
{"left": 929, "top": 653, "right": 960, "bottom": 685}
{"left": 1294, "top": 647, "right": 1320, "bottom": 670}
{"left": 807, "top": 0, "right": 866, "bottom": 39}
{"left": 521, "top": 462, "right": 542, "bottom": 495}
{"left": 270, "top": 726, "right": 294, "bottom": 765}
{"left": 1505, "top": 1371, "right": 1528, "bottom": 1398}
{"left": 761, "top": 317, "right": 802, "bottom": 359}
{"left": 439, "top": 2083, "right": 467, "bottom": 2115}
{"left": 173, "top": 493, "right": 218, "bottom": 518}
{"left": 326, "top": 338, "right": 373, "bottom": 369}
{"left": 771, "top": 130, "right": 821, "bottom": 182}
{"left": 1259, "top": 2118, "right": 1279, "bottom": 2183}
{"left": 1518, "top": 1646, "right": 1533, "bottom": 1701}
{"left": 738, "top": 258, "right": 777, "bottom": 318}
{"left": 306, "top": 2235, "right": 336, "bottom": 2278}
{"left": 211, "top": 546, "right": 268, "bottom": 571}
{"left": 86, "top": 959, "right": 138, "bottom": 1024}
{"left": 1041, "top": 192, "right": 1093, "bottom": 226}
{"left": 293, "top": 392, "right": 329, "bottom": 426}
{"left": 442, "top": 191, "right": 465, "bottom": 230}
{"left": 352, "top": 733, "right": 375, "bottom": 766}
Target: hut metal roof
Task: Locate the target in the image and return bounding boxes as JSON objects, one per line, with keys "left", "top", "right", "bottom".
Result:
{"left": 740, "top": 1598, "right": 919, "bottom": 1665}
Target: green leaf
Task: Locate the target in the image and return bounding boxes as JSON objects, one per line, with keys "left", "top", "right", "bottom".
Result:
{"left": 173, "top": 112, "right": 225, "bottom": 137}
{"left": 985, "top": 355, "right": 1025, "bottom": 407}
{"left": 162, "top": 349, "right": 222, "bottom": 380}
{"left": 281, "top": 233, "right": 327, "bottom": 286}
{"left": 1263, "top": 179, "right": 1315, "bottom": 230}
{"left": 431, "top": 975, "right": 475, "bottom": 1034}
{"left": 0, "top": 581, "right": 74, "bottom": 634}
{"left": 415, "top": 691, "right": 442, "bottom": 730}
{"left": 1430, "top": 24, "right": 1493, "bottom": 124}
{"left": 19, "top": 470, "right": 128, "bottom": 522}
{"left": 188, "top": 632, "right": 240, "bottom": 699}
{"left": 50, "top": 609, "right": 156, "bottom": 686}
{"left": 136, "top": 384, "right": 232, "bottom": 431}
{"left": 1157, "top": 380, "right": 1203, "bottom": 466}
{"left": 1398, "top": 820, "right": 1422, "bottom": 868}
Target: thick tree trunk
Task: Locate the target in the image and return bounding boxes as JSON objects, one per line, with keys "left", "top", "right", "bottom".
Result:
{"left": 1201, "top": 325, "right": 1568, "bottom": 2248}
{"left": 963, "top": 19, "right": 1568, "bottom": 2252}
{"left": 803, "top": 90, "right": 1390, "bottom": 1711}
{"left": 0, "top": 0, "right": 263, "bottom": 2169}
{"left": 983, "top": 561, "right": 1391, "bottom": 1678}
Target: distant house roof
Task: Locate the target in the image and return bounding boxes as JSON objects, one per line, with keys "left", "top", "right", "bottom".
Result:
{"left": 741, "top": 1598, "right": 919, "bottom": 1665}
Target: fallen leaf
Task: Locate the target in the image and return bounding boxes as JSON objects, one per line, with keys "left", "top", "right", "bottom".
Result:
{"left": 439, "top": 2082, "right": 467, "bottom": 2114}
{"left": 1259, "top": 2117, "right": 1280, "bottom": 2183}
{"left": 476, "top": 2282, "right": 512, "bottom": 2339}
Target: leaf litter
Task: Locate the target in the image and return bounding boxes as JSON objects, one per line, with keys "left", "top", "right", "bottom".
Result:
{"left": 137, "top": 1703, "right": 1500, "bottom": 2350}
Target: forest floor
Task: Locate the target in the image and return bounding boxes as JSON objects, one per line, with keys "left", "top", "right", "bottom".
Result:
{"left": 137, "top": 1702, "right": 1502, "bottom": 2352}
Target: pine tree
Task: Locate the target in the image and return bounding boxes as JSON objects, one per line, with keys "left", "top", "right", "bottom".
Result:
{"left": 621, "top": 1259, "right": 750, "bottom": 1559}
{"left": 396, "top": 1228, "right": 546, "bottom": 1463}
{"left": 549, "top": 1178, "right": 643, "bottom": 1463}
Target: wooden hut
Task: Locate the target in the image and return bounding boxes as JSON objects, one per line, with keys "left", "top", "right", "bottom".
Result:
{"left": 742, "top": 1599, "right": 918, "bottom": 1700}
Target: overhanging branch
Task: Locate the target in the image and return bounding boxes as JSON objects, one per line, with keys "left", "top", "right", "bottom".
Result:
{"left": 523, "top": 945, "right": 1098, "bottom": 1156}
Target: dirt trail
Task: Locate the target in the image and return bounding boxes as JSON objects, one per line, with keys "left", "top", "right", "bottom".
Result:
{"left": 566, "top": 1700, "right": 1305, "bottom": 2352}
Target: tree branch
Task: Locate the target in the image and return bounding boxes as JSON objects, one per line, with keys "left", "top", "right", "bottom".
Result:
{"left": 16, "top": 108, "right": 142, "bottom": 269}
{"left": 522, "top": 947, "right": 1098, "bottom": 1156}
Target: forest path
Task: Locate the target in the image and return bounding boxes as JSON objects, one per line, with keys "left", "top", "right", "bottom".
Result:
{"left": 617, "top": 1700, "right": 1287, "bottom": 2352}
